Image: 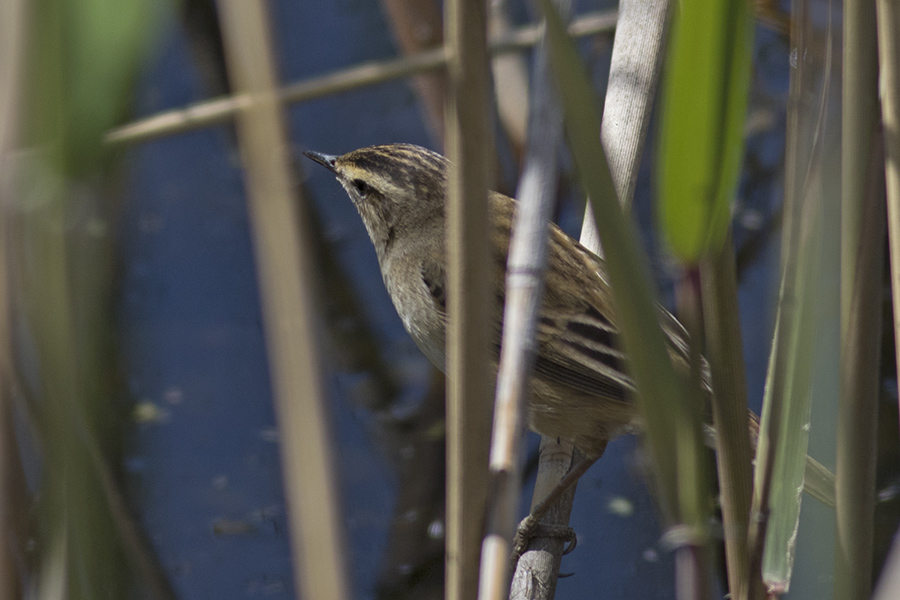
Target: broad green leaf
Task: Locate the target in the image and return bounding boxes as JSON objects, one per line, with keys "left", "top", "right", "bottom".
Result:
{"left": 756, "top": 41, "right": 841, "bottom": 591}
{"left": 657, "top": 0, "right": 754, "bottom": 262}
{"left": 28, "top": 0, "right": 161, "bottom": 176}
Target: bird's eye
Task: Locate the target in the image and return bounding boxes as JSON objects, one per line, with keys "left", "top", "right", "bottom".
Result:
{"left": 352, "top": 179, "right": 372, "bottom": 195}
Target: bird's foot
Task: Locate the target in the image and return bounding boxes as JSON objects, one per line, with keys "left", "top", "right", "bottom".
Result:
{"left": 510, "top": 516, "right": 577, "bottom": 568}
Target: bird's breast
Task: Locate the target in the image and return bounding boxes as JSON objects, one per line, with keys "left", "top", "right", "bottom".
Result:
{"left": 382, "top": 255, "right": 448, "bottom": 371}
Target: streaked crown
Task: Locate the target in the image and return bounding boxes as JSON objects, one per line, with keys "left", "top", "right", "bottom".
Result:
{"left": 305, "top": 144, "right": 449, "bottom": 259}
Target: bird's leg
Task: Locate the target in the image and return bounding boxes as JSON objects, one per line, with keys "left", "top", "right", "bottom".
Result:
{"left": 511, "top": 444, "right": 604, "bottom": 564}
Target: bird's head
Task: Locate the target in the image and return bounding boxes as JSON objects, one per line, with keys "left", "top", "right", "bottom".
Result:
{"left": 304, "top": 143, "right": 449, "bottom": 258}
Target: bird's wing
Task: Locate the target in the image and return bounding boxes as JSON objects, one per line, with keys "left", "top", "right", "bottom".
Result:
{"left": 532, "top": 305, "right": 634, "bottom": 401}
{"left": 500, "top": 218, "right": 636, "bottom": 402}
{"left": 420, "top": 260, "right": 447, "bottom": 312}
{"left": 423, "top": 193, "right": 695, "bottom": 404}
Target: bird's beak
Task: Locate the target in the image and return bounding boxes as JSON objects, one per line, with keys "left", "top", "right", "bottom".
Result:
{"left": 303, "top": 150, "right": 339, "bottom": 174}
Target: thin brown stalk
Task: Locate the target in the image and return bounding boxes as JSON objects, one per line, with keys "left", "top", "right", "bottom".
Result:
{"left": 105, "top": 10, "right": 617, "bottom": 147}
{"left": 478, "top": 2, "right": 569, "bottom": 596}
{"left": 0, "top": 395, "right": 25, "bottom": 600}
{"left": 508, "top": 440, "right": 580, "bottom": 600}
{"left": 835, "top": 139, "right": 885, "bottom": 600}
{"left": 0, "top": 0, "right": 29, "bottom": 593}
{"left": 840, "top": 0, "right": 880, "bottom": 330}
{"left": 671, "top": 271, "right": 714, "bottom": 600}
{"left": 835, "top": 0, "right": 881, "bottom": 597}
{"left": 599, "top": 0, "right": 672, "bottom": 212}
{"left": 699, "top": 236, "right": 757, "bottom": 600}
{"left": 0, "top": 0, "right": 27, "bottom": 161}
{"left": 443, "top": 0, "right": 494, "bottom": 598}
{"left": 215, "top": 2, "right": 350, "bottom": 599}
{"left": 673, "top": 542, "right": 712, "bottom": 600}
{"left": 580, "top": 0, "right": 671, "bottom": 249}
{"left": 877, "top": 0, "right": 900, "bottom": 417}
{"left": 0, "top": 224, "right": 24, "bottom": 600}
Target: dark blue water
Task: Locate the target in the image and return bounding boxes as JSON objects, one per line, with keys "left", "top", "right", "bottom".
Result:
{"left": 118, "top": 2, "right": 793, "bottom": 598}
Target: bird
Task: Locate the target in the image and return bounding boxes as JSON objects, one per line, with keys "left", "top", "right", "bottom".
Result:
{"left": 303, "top": 142, "right": 700, "bottom": 462}
{"left": 303, "top": 143, "right": 836, "bottom": 560}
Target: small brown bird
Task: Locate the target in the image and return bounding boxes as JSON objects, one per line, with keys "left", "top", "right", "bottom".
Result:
{"left": 304, "top": 143, "right": 695, "bottom": 461}
{"left": 304, "top": 143, "right": 837, "bottom": 548}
